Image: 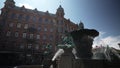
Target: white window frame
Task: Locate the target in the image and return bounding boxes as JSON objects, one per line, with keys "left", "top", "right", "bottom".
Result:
{"left": 23, "top": 33, "right": 27, "bottom": 38}
{"left": 24, "top": 24, "right": 28, "bottom": 29}
{"left": 17, "top": 23, "right": 21, "bottom": 28}
{"left": 30, "top": 34, "right": 34, "bottom": 39}
{"left": 36, "top": 35, "right": 40, "bottom": 39}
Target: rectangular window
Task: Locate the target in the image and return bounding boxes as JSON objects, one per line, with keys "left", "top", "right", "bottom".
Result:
{"left": 44, "top": 28, "right": 47, "bottom": 31}
{"left": 39, "top": 17, "right": 42, "bottom": 22}
{"left": 33, "top": 17, "right": 36, "bottom": 22}
{"left": 28, "top": 44, "right": 32, "bottom": 49}
{"left": 18, "top": 14, "right": 23, "bottom": 20}
{"left": 35, "top": 44, "right": 39, "bottom": 50}
{"left": 11, "top": 13, "right": 15, "bottom": 19}
{"left": 58, "top": 27, "right": 62, "bottom": 33}
{"left": 50, "top": 35, "right": 53, "bottom": 41}
{"left": 9, "top": 23, "right": 14, "bottom": 27}
{"left": 17, "top": 23, "right": 21, "bottom": 28}
{"left": 58, "top": 20, "right": 63, "bottom": 25}
{"left": 43, "top": 35, "right": 46, "bottom": 40}
{"left": 50, "top": 28, "right": 53, "bottom": 32}
{"left": 26, "top": 15, "right": 30, "bottom": 21}
{"left": 20, "top": 44, "right": 24, "bottom": 49}
{"left": 24, "top": 24, "right": 28, "bottom": 29}
{"left": 45, "top": 18, "right": 48, "bottom": 23}
{"left": 23, "top": 33, "right": 27, "bottom": 38}
{"left": 30, "top": 34, "right": 34, "bottom": 39}
{"left": 36, "top": 35, "right": 40, "bottom": 39}
{"left": 38, "top": 26, "right": 41, "bottom": 31}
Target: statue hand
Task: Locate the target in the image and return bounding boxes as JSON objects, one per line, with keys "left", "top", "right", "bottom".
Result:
{"left": 65, "top": 44, "right": 72, "bottom": 48}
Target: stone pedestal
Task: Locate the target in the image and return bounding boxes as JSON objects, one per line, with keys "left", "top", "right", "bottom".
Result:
{"left": 58, "top": 48, "right": 74, "bottom": 68}
{"left": 57, "top": 48, "right": 104, "bottom": 68}
{"left": 73, "top": 59, "right": 103, "bottom": 68}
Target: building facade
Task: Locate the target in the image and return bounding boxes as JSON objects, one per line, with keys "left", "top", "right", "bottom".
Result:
{"left": 0, "top": 0, "right": 78, "bottom": 65}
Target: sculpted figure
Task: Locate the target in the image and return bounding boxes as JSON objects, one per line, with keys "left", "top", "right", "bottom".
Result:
{"left": 52, "top": 28, "right": 99, "bottom": 61}
{"left": 52, "top": 31, "right": 78, "bottom": 62}
{"left": 70, "top": 29, "right": 99, "bottom": 59}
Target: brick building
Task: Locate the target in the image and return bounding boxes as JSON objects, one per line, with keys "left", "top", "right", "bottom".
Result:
{"left": 0, "top": 0, "right": 78, "bottom": 65}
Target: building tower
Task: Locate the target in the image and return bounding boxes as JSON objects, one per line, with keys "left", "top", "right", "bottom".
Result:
{"left": 4, "top": 0, "right": 15, "bottom": 8}
{"left": 78, "top": 21, "right": 84, "bottom": 30}
{"left": 56, "top": 5, "right": 65, "bottom": 18}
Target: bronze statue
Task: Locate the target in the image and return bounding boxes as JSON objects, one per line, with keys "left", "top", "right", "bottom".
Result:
{"left": 70, "top": 29, "right": 99, "bottom": 59}
{"left": 51, "top": 29, "right": 99, "bottom": 61}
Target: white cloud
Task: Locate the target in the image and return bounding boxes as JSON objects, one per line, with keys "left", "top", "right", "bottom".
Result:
{"left": 18, "top": 3, "right": 34, "bottom": 9}
{"left": 93, "top": 31, "right": 120, "bottom": 50}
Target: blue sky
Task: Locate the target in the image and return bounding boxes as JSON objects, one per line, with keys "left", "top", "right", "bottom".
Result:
{"left": 0, "top": 0, "right": 120, "bottom": 49}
